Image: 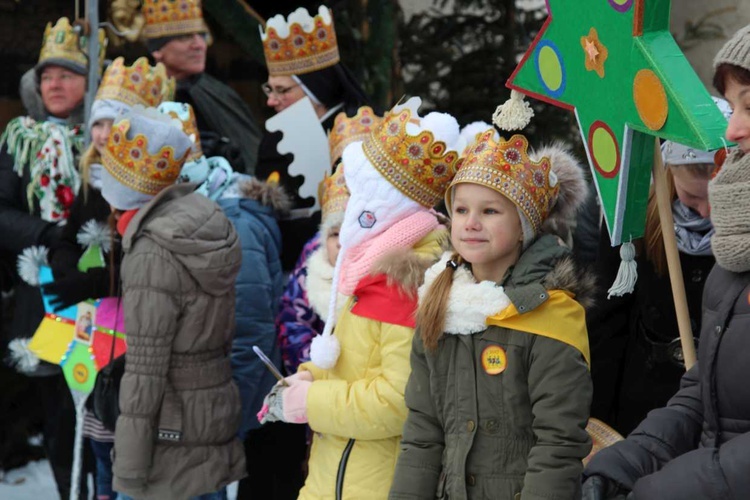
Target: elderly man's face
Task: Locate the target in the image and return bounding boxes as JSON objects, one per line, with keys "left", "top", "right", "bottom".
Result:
{"left": 152, "top": 33, "right": 207, "bottom": 80}
{"left": 40, "top": 66, "right": 86, "bottom": 119}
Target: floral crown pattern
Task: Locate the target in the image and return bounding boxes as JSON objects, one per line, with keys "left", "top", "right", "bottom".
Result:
{"left": 448, "top": 131, "right": 558, "bottom": 232}
{"left": 141, "top": 0, "right": 209, "bottom": 39}
{"left": 363, "top": 106, "right": 460, "bottom": 208}
{"left": 96, "top": 57, "right": 175, "bottom": 108}
{"left": 102, "top": 118, "right": 190, "bottom": 196}
{"left": 260, "top": 6, "right": 339, "bottom": 76}
{"left": 38, "top": 17, "right": 107, "bottom": 72}
{"left": 328, "top": 106, "right": 381, "bottom": 166}
{"left": 318, "top": 165, "right": 349, "bottom": 221}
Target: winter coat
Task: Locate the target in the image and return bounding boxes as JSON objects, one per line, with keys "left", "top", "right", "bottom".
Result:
{"left": 587, "top": 225, "right": 713, "bottom": 435}
{"left": 216, "top": 179, "right": 285, "bottom": 438}
{"left": 112, "top": 183, "right": 245, "bottom": 499}
{"left": 297, "top": 229, "right": 448, "bottom": 500}
{"left": 0, "top": 69, "right": 83, "bottom": 357}
{"left": 390, "top": 235, "right": 594, "bottom": 500}
{"left": 584, "top": 263, "right": 750, "bottom": 499}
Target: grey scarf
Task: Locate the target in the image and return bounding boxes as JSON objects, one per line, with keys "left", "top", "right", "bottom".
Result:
{"left": 708, "top": 149, "right": 750, "bottom": 272}
{"left": 672, "top": 199, "right": 714, "bottom": 256}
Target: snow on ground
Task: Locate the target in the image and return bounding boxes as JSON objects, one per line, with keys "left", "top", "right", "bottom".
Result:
{"left": 0, "top": 460, "right": 238, "bottom": 499}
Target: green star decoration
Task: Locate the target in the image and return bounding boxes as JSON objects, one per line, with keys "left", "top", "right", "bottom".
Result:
{"left": 508, "top": 0, "right": 729, "bottom": 244}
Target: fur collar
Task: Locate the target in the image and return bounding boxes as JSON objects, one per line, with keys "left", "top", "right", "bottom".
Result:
{"left": 237, "top": 177, "right": 292, "bottom": 215}
{"left": 307, "top": 246, "right": 347, "bottom": 319}
{"left": 419, "top": 249, "right": 596, "bottom": 335}
{"left": 419, "top": 253, "right": 511, "bottom": 335}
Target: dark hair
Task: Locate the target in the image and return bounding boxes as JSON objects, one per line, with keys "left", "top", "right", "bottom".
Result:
{"left": 713, "top": 63, "right": 750, "bottom": 95}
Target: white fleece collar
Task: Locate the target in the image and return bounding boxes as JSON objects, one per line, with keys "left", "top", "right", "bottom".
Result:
{"left": 418, "top": 253, "right": 511, "bottom": 335}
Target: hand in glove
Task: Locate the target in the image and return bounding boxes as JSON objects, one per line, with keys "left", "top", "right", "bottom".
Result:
{"left": 257, "top": 377, "right": 312, "bottom": 425}
{"left": 582, "top": 475, "right": 631, "bottom": 500}
{"left": 41, "top": 268, "right": 108, "bottom": 311}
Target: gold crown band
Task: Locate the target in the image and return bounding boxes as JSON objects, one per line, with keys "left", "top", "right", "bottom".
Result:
{"left": 142, "top": 18, "right": 208, "bottom": 39}
{"left": 266, "top": 47, "right": 340, "bottom": 77}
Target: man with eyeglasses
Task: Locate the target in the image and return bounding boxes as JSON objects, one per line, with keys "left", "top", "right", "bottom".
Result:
{"left": 141, "top": 0, "right": 262, "bottom": 174}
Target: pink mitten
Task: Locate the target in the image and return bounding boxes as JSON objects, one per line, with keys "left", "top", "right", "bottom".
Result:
{"left": 281, "top": 379, "right": 312, "bottom": 424}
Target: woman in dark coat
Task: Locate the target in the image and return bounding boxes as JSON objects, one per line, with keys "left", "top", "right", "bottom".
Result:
{"left": 582, "top": 24, "right": 750, "bottom": 499}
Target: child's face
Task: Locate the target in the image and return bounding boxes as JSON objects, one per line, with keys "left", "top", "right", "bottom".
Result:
{"left": 451, "top": 183, "right": 523, "bottom": 282}
{"left": 91, "top": 118, "right": 113, "bottom": 155}
{"left": 326, "top": 227, "right": 341, "bottom": 267}
{"left": 671, "top": 166, "right": 711, "bottom": 218}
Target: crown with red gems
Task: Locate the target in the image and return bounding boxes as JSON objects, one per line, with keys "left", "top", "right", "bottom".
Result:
{"left": 260, "top": 6, "right": 339, "bottom": 76}
{"left": 318, "top": 165, "right": 349, "bottom": 221}
{"left": 448, "top": 131, "right": 558, "bottom": 232}
{"left": 328, "top": 106, "right": 381, "bottom": 166}
{"left": 96, "top": 57, "right": 175, "bottom": 108}
{"left": 102, "top": 117, "right": 191, "bottom": 196}
{"left": 141, "top": 0, "right": 209, "bottom": 40}
{"left": 362, "top": 102, "right": 460, "bottom": 208}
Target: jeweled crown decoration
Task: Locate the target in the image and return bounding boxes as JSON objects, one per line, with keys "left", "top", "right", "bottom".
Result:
{"left": 329, "top": 106, "right": 381, "bottom": 166}
{"left": 363, "top": 107, "right": 460, "bottom": 208}
{"left": 260, "top": 6, "right": 339, "bottom": 76}
{"left": 141, "top": 0, "right": 209, "bottom": 39}
{"left": 96, "top": 57, "right": 175, "bottom": 108}
{"left": 319, "top": 165, "right": 349, "bottom": 220}
{"left": 161, "top": 103, "right": 203, "bottom": 163}
{"left": 38, "top": 17, "right": 107, "bottom": 72}
{"left": 102, "top": 119, "right": 190, "bottom": 196}
{"left": 449, "top": 131, "right": 557, "bottom": 232}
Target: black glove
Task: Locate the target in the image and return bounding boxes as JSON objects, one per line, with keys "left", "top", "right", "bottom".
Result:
{"left": 582, "top": 475, "right": 631, "bottom": 500}
{"left": 41, "top": 268, "right": 108, "bottom": 311}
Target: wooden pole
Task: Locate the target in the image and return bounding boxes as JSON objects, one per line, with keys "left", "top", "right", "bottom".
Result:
{"left": 651, "top": 136, "right": 697, "bottom": 369}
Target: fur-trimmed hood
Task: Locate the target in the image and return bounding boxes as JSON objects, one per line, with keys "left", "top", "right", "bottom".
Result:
{"left": 420, "top": 235, "right": 595, "bottom": 335}
{"left": 235, "top": 177, "right": 292, "bottom": 215}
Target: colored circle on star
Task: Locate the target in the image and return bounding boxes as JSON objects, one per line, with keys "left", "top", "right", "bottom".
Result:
{"left": 633, "top": 69, "right": 668, "bottom": 131}
{"left": 608, "top": 0, "right": 633, "bottom": 12}
{"left": 588, "top": 121, "right": 620, "bottom": 179}
{"left": 535, "top": 41, "right": 566, "bottom": 98}
{"left": 73, "top": 363, "right": 89, "bottom": 384}
{"left": 481, "top": 345, "right": 507, "bottom": 375}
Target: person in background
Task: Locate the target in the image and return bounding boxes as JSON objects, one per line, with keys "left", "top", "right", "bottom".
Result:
{"left": 583, "top": 24, "right": 750, "bottom": 500}
{"left": 256, "top": 5, "right": 370, "bottom": 270}
{"left": 588, "top": 98, "right": 731, "bottom": 436}
{"left": 160, "top": 100, "right": 292, "bottom": 499}
{"left": 42, "top": 57, "right": 174, "bottom": 500}
{"left": 100, "top": 108, "right": 245, "bottom": 500}
{"left": 0, "top": 18, "right": 105, "bottom": 499}
{"left": 140, "top": 0, "right": 261, "bottom": 173}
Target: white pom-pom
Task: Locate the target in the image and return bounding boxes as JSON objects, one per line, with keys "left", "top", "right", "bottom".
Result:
{"left": 17, "top": 246, "right": 49, "bottom": 286}
{"left": 77, "top": 219, "right": 111, "bottom": 253}
{"left": 309, "top": 333, "right": 341, "bottom": 370}
{"left": 492, "top": 90, "right": 534, "bottom": 131}
{"left": 8, "top": 338, "right": 40, "bottom": 373}
{"left": 607, "top": 242, "right": 638, "bottom": 298}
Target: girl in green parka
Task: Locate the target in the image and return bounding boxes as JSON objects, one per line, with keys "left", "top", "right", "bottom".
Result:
{"left": 390, "top": 125, "right": 594, "bottom": 500}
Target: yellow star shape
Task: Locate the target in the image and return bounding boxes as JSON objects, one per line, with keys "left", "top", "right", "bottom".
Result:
{"left": 580, "top": 27, "right": 608, "bottom": 78}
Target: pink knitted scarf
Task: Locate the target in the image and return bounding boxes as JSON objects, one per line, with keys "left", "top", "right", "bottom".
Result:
{"left": 338, "top": 210, "right": 440, "bottom": 295}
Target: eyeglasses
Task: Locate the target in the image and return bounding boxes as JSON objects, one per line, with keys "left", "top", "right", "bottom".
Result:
{"left": 262, "top": 83, "right": 300, "bottom": 99}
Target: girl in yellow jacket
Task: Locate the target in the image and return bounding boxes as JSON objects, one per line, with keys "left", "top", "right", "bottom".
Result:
{"left": 259, "top": 97, "right": 463, "bottom": 499}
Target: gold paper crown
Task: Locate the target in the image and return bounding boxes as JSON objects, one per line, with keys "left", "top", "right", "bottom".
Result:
{"left": 261, "top": 6, "right": 339, "bottom": 76}
{"left": 329, "top": 106, "right": 381, "bottom": 166}
{"left": 318, "top": 165, "right": 350, "bottom": 221}
{"left": 363, "top": 106, "right": 460, "bottom": 208}
{"left": 38, "top": 18, "right": 107, "bottom": 73}
{"left": 448, "top": 131, "right": 558, "bottom": 232}
{"left": 160, "top": 103, "right": 203, "bottom": 163}
{"left": 102, "top": 119, "right": 190, "bottom": 195}
{"left": 141, "top": 0, "right": 209, "bottom": 40}
{"left": 96, "top": 57, "right": 175, "bottom": 108}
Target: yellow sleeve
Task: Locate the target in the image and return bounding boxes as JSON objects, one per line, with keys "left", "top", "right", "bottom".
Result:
{"left": 305, "top": 321, "right": 413, "bottom": 440}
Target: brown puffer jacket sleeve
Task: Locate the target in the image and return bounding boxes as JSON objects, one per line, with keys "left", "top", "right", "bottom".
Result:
{"left": 113, "top": 244, "right": 182, "bottom": 491}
